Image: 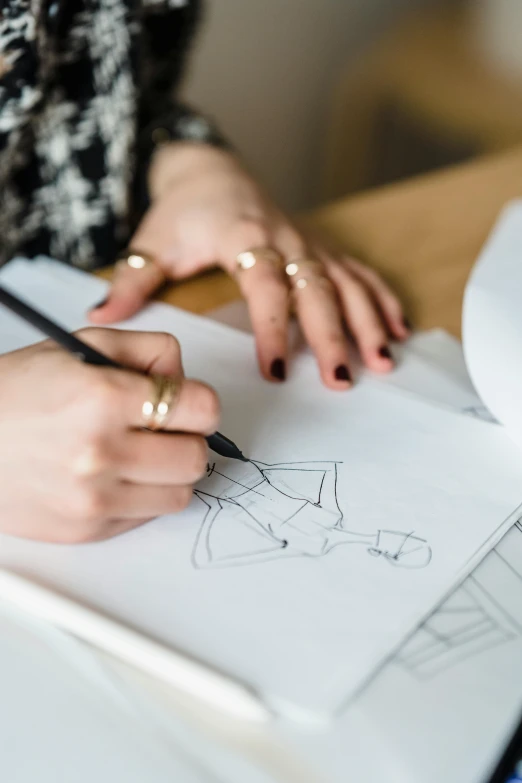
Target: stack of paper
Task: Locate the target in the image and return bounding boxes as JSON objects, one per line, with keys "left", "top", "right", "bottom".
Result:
{"left": 0, "top": 197, "right": 522, "bottom": 783}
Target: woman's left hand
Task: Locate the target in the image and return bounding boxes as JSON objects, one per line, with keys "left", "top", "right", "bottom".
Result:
{"left": 89, "top": 143, "right": 410, "bottom": 389}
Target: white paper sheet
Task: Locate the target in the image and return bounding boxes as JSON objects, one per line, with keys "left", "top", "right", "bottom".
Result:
{"left": 210, "top": 300, "right": 491, "bottom": 420}
{"left": 464, "top": 199, "right": 522, "bottom": 446}
{"left": 207, "top": 299, "right": 522, "bottom": 782}
{"left": 5, "top": 324, "right": 515, "bottom": 783}
{"left": 209, "top": 305, "right": 522, "bottom": 781}
{"left": 0, "top": 608, "right": 221, "bottom": 783}
{"left": 0, "top": 260, "right": 521, "bottom": 722}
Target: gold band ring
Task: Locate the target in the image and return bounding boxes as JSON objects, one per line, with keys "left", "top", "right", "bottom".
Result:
{"left": 116, "top": 248, "right": 158, "bottom": 271}
{"left": 236, "top": 247, "right": 283, "bottom": 273}
{"left": 142, "top": 374, "right": 180, "bottom": 431}
{"left": 285, "top": 258, "right": 333, "bottom": 292}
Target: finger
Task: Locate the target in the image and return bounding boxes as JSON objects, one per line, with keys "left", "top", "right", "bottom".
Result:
{"left": 107, "top": 482, "right": 194, "bottom": 520}
{"left": 97, "top": 373, "right": 220, "bottom": 434}
{"left": 273, "top": 228, "right": 354, "bottom": 389}
{"left": 162, "top": 380, "right": 221, "bottom": 435}
{"left": 76, "top": 329, "right": 220, "bottom": 433}
{"left": 89, "top": 258, "right": 165, "bottom": 325}
{"left": 75, "top": 518, "right": 153, "bottom": 544}
{"left": 237, "top": 264, "right": 289, "bottom": 381}
{"left": 117, "top": 432, "right": 208, "bottom": 485}
{"left": 292, "top": 273, "right": 353, "bottom": 390}
{"left": 221, "top": 222, "right": 289, "bottom": 382}
{"left": 343, "top": 257, "right": 410, "bottom": 340}
{"left": 325, "top": 261, "right": 394, "bottom": 373}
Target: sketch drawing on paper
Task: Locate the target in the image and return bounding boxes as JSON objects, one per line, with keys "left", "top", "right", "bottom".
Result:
{"left": 395, "top": 520, "right": 522, "bottom": 679}
{"left": 191, "top": 459, "right": 432, "bottom": 569}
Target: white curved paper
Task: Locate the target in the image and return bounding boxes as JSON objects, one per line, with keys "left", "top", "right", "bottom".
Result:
{"left": 463, "top": 200, "right": 522, "bottom": 449}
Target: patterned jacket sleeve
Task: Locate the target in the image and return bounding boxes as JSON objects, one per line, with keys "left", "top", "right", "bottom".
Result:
{"left": 137, "top": 0, "right": 229, "bottom": 159}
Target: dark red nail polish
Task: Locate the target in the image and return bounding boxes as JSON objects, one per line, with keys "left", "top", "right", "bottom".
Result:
{"left": 403, "top": 317, "right": 412, "bottom": 331}
{"left": 91, "top": 297, "right": 108, "bottom": 310}
{"left": 379, "top": 346, "right": 392, "bottom": 360}
{"left": 335, "top": 364, "right": 351, "bottom": 382}
{"left": 270, "top": 358, "right": 286, "bottom": 381}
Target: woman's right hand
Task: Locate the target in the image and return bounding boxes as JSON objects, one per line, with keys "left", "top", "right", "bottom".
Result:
{"left": 0, "top": 328, "right": 219, "bottom": 543}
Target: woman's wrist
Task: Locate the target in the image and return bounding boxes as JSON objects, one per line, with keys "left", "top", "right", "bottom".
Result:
{"left": 148, "top": 142, "right": 239, "bottom": 201}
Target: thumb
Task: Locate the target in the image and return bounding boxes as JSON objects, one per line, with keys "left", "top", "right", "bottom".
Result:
{"left": 89, "top": 252, "right": 165, "bottom": 325}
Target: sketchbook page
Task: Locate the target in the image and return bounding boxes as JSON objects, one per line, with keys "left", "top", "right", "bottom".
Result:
{"left": 463, "top": 199, "right": 522, "bottom": 448}
{"left": 208, "top": 310, "right": 515, "bottom": 779}
{"left": 50, "top": 455, "right": 519, "bottom": 776}
{"left": 1, "top": 262, "right": 522, "bottom": 717}
{"left": 247, "top": 344, "right": 516, "bottom": 779}
{"left": 5, "top": 395, "right": 520, "bottom": 723}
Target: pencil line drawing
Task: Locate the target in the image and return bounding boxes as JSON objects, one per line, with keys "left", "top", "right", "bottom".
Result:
{"left": 395, "top": 517, "right": 522, "bottom": 679}
{"left": 191, "top": 459, "right": 432, "bottom": 570}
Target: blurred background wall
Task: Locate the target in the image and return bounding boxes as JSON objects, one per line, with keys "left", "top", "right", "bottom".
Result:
{"left": 183, "top": 0, "right": 439, "bottom": 211}
{"left": 183, "top": 1, "right": 522, "bottom": 211}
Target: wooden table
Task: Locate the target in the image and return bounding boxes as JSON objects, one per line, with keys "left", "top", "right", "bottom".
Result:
{"left": 111, "top": 145, "right": 522, "bottom": 339}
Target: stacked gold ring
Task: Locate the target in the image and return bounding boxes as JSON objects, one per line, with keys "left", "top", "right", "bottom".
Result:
{"left": 236, "top": 247, "right": 283, "bottom": 273}
{"left": 284, "top": 258, "right": 333, "bottom": 292}
{"left": 142, "top": 374, "right": 180, "bottom": 431}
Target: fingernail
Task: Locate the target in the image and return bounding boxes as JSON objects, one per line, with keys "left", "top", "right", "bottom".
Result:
{"left": 334, "top": 364, "right": 351, "bottom": 382}
{"left": 379, "top": 346, "right": 392, "bottom": 360}
{"left": 403, "top": 317, "right": 412, "bottom": 331}
{"left": 270, "top": 358, "right": 286, "bottom": 381}
{"left": 91, "top": 297, "right": 108, "bottom": 311}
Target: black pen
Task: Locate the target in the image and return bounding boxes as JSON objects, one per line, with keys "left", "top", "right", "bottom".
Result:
{"left": 0, "top": 284, "right": 247, "bottom": 462}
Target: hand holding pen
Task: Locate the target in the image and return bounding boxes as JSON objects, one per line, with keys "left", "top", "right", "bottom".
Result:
{"left": 0, "top": 327, "right": 221, "bottom": 542}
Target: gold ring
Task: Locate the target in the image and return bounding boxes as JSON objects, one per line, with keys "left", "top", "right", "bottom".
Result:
{"left": 284, "top": 258, "right": 332, "bottom": 291}
{"left": 236, "top": 247, "right": 283, "bottom": 273}
{"left": 142, "top": 374, "right": 180, "bottom": 431}
{"left": 116, "top": 248, "right": 158, "bottom": 271}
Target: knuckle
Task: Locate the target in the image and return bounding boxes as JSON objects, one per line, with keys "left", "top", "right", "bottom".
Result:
{"left": 71, "top": 441, "right": 111, "bottom": 479}
{"left": 173, "top": 486, "right": 194, "bottom": 512}
{"left": 280, "top": 228, "right": 306, "bottom": 258}
{"left": 66, "top": 484, "right": 108, "bottom": 524}
{"left": 235, "top": 218, "right": 270, "bottom": 249}
{"left": 188, "top": 437, "right": 208, "bottom": 480}
{"left": 194, "top": 384, "right": 221, "bottom": 432}
{"left": 86, "top": 375, "right": 121, "bottom": 417}
{"left": 157, "top": 332, "right": 182, "bottom": 364}
{"left": 325, "top": 331, "right": 347, "bottom": 347}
